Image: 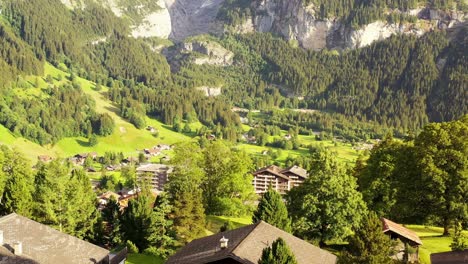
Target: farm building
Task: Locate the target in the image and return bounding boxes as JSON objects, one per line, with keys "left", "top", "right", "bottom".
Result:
{"left": 381, "top": 218, "right": 423, "bottom": 263}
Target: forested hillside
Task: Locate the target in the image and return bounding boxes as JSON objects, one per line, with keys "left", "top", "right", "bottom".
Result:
{"left": 0, "top": 0, "right": 465, "bottom": 145}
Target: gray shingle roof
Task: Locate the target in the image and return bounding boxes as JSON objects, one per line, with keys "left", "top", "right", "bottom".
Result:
{"left": 281, "top": 165, "right": 308, "bottom": 179}
{"left": 166, "top": 221, "right": 337, "bottom": 264}
{"left": 253, "top": 165, "right": 290, "bottom": 180}
{"left": 0, "top": 213, "right": 109, "bottom": 264}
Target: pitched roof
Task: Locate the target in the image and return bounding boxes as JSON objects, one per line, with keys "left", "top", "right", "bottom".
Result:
{"left": 281, "top": 165, "right": 308, "bottom": 179}
{"left": 136, "top": 163, "right": 172, "bottom": 173}
{"left": 0, "top": 213, "right": 110, "bottom": 264}
{"left": 166, "top": 221, "right": 337, "bottom": 264}
{"left": 252, "top": 165, "right": 290, "bottom": 180}
{"left": 381, "top": 218, "right": 423, "bottom": 245}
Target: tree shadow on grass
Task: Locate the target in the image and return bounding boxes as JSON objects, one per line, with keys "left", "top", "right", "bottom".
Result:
{"left": 76, "top": 139, "right": 90, "bottom": 147}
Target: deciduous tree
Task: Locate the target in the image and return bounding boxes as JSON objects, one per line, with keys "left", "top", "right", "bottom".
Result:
{"left": 287, "top": 149, "right": 367, "bottom": 246}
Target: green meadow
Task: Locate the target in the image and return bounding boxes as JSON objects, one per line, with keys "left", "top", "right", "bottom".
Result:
{"left": 1, "top": 63, "right": 362, "bottom": 165}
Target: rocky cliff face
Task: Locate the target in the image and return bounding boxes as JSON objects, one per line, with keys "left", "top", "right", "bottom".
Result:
{"left": 60, "top": 0, "right": 465, "bottom": 50}
{"left": 241, "top": 0, "right": 466, "bottom": 50}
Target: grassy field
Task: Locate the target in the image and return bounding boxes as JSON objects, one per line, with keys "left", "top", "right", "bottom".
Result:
{"left": 205, "top": 215, "right": 252, "bottom": 235}
{"left": 1, "top": 63, "right": 362, "bottom": 165}
{"left": 127, "top": 253, "right": 164, "bottom": 264}
{"left": 407, "top": 225, "right": 467, "bottom": 264}
{"left": 1, "top": 63, "right": 194, "bottom": 161}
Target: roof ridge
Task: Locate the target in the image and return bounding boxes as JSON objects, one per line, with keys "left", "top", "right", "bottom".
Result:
{"left": 230, "top": 221, "right": 262, "bottom": 258}
{"left": 0, "top": 213, "right": 18, "bottom": 224}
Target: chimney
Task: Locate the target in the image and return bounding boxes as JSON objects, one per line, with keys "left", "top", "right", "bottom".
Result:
{"left": 220, "top": 236, "right": 229, "bottom": 249}
{"left": 0, "top": 230, "right": 3, "bottom": 244}
{"left": 13, "top": 241, "right": 22, "bottom": 255}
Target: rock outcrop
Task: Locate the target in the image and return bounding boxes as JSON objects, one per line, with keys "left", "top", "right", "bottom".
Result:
{"left": 196, "top": 86, "right": 222, "bottom": 96}
{"left": 131, "top": 0, "right": 172, "bottom": 39}
{"left": 182, "top": 40, "right": 234, "bottom": 66}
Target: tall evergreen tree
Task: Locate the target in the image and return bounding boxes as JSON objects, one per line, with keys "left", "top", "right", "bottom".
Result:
{"left": 258, "top": 237, "right": 298, "bottom": 264}
{"left": 120, "top": 190, "right": 156, "bottom": 251}
{"left": 340, "top": 212, "right": 394, "bottom": 264}
{"left": 168, "top": 142, "right": 206, "bottom": 244}
{"left": 145, "top": 193, "right": 177, "bottom": 258}
{"left": 69, "top": 169, "right": 99, "bottom": 240}
{"left": 0, "top": 146, "right": 34, "bottom": 217}
{"left": 33, "top": 162, "right": 98, "bottom": 238}
{"left": 102, "top": 195, "right": 123, "bottom": 248}
{"left": 253, "top": 186, "right": 291, "bottom": 232}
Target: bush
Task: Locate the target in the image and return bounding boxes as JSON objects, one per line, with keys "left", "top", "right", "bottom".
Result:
{"left": 88, "top": 135, "right": 98, "bottom": 146}
{"left": 126, "top": 240, "right": 139, "bottom": 254}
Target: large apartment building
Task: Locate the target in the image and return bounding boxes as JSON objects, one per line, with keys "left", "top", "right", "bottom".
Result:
{"left": 252, "top": 165, "right": 308, "bottom": 195}
{"left": 136, "top": 163, "right": 173, "bottom": 192}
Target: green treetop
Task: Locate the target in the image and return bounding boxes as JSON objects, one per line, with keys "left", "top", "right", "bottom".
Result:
{"left": 258, "top": 237, "right": 298, "bottom": 264}
{"left": 253, "top": 187, "right": 291, "bottom": 232}
{"left": 287, "top": 149, "right": 367, "bottom": 246}
{"left": 341, "top": 212, "right": 394, "bottom": 264}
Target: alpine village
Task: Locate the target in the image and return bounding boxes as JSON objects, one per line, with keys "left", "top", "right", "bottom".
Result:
{"left": 0, "top": 0, "right": 466, "bottom": 264}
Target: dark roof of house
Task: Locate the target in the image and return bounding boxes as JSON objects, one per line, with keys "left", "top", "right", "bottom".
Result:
{"left": 166, "top": 221, "right": 337, "bottom": 264}
{"left": 431, "top": 250, "right": 468, "bottom": 264}
{"left": 281, "top": 165, "right": 308, "bottom": 179}
{"left": 252, "top": 165, "right": 290, "bottom": 180}
{"left": 0, "top": 213, "right": 110, "bottom": 264}
{"left": 381, "top": 218, "right": 423, "bottom": 245}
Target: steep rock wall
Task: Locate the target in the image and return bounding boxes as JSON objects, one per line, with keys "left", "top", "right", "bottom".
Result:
{"left": 243, "top": 0, "right": 466, "bottom": 50}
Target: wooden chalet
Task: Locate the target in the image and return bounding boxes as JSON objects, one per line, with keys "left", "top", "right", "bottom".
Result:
{"left": 381, "top": 218, "right": 423, "bottom": 263}
{"left": 252, "top": 165, "right": 308, "bottom": 195}
{"left": 166, "top": 221, "right": 337, "bottom": 264}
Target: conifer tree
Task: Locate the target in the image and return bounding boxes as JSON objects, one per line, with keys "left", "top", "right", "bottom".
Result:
{"left": 33, "top": 162, "right": 98, "bottom": 238}
{"left": 69, "top": 169, "right": 99, "bottom": 240}
{"left": 167, "top": 143, "right": 206, "bottom": 244}
{"left": 258, "top": 237, "right": 298, "bottom": 264}
{"left": 145, "top": 193, "right": 177, "bottom": 258}
{"left": 120, "top": 190, "right": 156, "bottom": 251}
{"left": 253, "top": 186, "right": 291, "bottom": 232}
{"left": 341, "top": 212, "right": 394, "bottom": 264}
{"left": 102, "top": 196, "right": 123, "bottom": 248}
{"left": 0, "top": 146, "right": 34, "bottom": 217}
